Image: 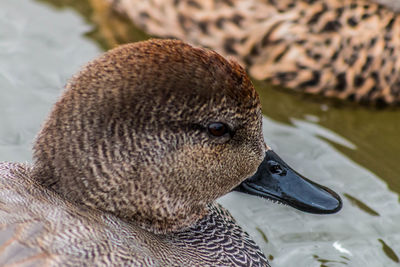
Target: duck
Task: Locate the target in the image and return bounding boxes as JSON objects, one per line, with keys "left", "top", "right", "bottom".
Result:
{"left": 0, "top": 39, "right": 341, "bottom": 266}
{"left": 107, "top": 0, "right": 400, "bottom": 106}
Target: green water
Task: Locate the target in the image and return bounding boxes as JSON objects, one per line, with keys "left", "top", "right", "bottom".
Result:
{"left": 1, "top": 0, "right": 399, "bottom": 266}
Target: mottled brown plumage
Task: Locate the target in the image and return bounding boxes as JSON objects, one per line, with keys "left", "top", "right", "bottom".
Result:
{"left": 0, "top": 39, "right": 269, "bottom": 266}
{"left": 374, "top": 0, "right": 400, "bottom": 11}
{"left": 109, "top": 0, "right": 400, "bottom": 105}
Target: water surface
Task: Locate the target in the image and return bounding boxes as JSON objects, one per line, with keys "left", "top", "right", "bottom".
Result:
{"left": 1, "top": 0, "right": 399, "bottom": 266}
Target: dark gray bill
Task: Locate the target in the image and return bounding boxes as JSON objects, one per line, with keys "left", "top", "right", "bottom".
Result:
{"left": 234, "top": 150, "right": 342, "bottom": 214}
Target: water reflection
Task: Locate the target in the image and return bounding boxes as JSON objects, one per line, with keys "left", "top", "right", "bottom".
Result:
{"left": 1, "top": 0, "right": 399, "bottom": 266}
{"left": 255, "top": 81, "right": 400, "bottom": 195}
{"left": 379, "top": 239, "right": 400, "bottom": 264}
{"left": 343, "top": 194, "right": 379, "bottom": 217}
{"left": 219, "top": 116, "right": 400, "bottom": 266}
{"left": 0, "top": 0, "right": 100, "bottom": 162}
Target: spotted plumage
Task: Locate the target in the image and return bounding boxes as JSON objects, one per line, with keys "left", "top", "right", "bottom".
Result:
{"left": 373, "top": 0, "right": 400, "bottom": 11}
{"left": 109, "top": 0, "right": 400, "bottom": 105}
{"left": 0, "top": 39, "right": 270, "bottom": 266}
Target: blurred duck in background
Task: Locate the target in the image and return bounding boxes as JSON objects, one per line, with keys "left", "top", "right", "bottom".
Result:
{"left": 106, "top": 0, "right": 400, "bottom": 106}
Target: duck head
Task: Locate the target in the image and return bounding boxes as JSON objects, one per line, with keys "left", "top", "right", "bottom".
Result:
{"left": 32, "top": 39, "right": 340, "bottom": 234}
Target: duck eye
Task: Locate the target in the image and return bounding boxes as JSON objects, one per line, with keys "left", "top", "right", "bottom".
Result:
{"left": 208, "top": 122, "right": 229, "bottom": 137}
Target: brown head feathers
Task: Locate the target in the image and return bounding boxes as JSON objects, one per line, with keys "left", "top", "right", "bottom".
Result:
{"left": 31, "top": 39, "right": 265, "bottom": 233}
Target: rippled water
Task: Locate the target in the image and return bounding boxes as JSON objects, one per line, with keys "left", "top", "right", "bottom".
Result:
{"left": 1, "top": 0, "right": 399, "bottom": 266}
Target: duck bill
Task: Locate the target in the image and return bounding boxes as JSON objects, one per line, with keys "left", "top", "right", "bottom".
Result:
{"left": 234, "top": 150, "right": 342, "bottom": 214}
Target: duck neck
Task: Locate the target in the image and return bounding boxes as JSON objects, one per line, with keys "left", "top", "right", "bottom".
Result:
{"left": 31, "top": 164, "right": 209, "bottom": 234}
{"left": 132, "top": 203, "right": 209, "bottom": 234}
